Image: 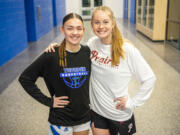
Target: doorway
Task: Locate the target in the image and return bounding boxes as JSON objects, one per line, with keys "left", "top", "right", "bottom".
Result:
{"left": 166, "top": 0, "right": 180, "bottom": 50}
{"left": 81, "top": 0, "right": 103, "bottom": 19}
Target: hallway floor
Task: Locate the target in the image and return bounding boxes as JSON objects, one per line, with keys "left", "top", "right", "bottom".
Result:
{"left": 0, "top": 19, "right": 180, "bottom": 135}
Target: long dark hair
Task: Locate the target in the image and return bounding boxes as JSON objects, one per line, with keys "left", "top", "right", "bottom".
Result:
{"left": 59, "top": 13, "right": 83, "bottom": 67}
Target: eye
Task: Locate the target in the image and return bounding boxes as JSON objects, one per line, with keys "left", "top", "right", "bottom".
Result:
{"left": 103, "top": 21, "right": 109, "bottom": 24}
{"left": 94, "top": 21, "right": 100, "bottom": 25}
{"left": 66, "top": 27, "right": 73, "bottom": 30}
{"left": 77, "top": 27, "right": 83, "bottom": 31}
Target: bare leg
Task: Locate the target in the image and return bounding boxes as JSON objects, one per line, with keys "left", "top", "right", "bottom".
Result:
{"left": 73, "top": 130, "right": 89, "bottom": 135}
{"left": 91, "top": 122, "right": 110, "bottom": 135}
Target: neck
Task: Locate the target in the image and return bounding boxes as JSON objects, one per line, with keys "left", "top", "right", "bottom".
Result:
{"left": 66, "top": 43, "right": 81, "bottom": 52}
{"left": 101, "top": 35, "right": 112, "bottom": 45}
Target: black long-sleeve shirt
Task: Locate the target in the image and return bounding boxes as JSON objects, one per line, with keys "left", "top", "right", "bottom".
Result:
{"left": 19, "top": 45, "right": 91, "bottom": 126}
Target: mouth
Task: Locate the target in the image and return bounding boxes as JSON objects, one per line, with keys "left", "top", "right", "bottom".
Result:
{"left": 97, "top": 30, "right": 107, "bottom": 35}
{"left": 70, "top": 36, "right": 80, "bottom": 40}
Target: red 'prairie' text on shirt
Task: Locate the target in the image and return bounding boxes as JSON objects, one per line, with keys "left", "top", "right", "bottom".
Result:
{"left": 90, "top": 50, "right": 112, "bottom": 64}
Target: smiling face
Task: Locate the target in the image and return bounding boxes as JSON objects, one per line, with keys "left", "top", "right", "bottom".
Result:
{"left": 60, "top": 18, "right": 84, "bottom": 46}
{"left": 92, "top": 10, "right": 114, "bottom": 44}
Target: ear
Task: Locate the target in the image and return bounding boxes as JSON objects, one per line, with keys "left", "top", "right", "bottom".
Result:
{"left": 60, "top": 26, "right": 64, "bottom": 34}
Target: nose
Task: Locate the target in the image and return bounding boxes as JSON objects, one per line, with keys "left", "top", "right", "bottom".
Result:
{"left": 72, "top": 29, "right": 78, "bottom": 34}
{"left": 99, "top": 23, "right": 104, "bottom": 28}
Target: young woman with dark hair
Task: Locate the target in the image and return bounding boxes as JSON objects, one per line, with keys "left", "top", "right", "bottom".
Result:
{"left": 19, "top": 13, "right": 91, "bottom": 135}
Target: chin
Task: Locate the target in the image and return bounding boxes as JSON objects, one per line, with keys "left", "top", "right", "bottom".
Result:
{"left": 95, "top": 33, "right": 108, "bottom": 38}
{"left": 70, "top": 41, "right": 80, "bottom": 44}
{"left": 98, "top": 35, "right": 109, "bottom": 39}
{"left": 71, "top": 42, "right": 80, "bottom": 46}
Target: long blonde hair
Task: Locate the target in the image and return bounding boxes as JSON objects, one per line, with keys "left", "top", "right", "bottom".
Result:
{"left": 92, "top": 6, "right": 124, "bottom": 66}
{"left": 59, "top": 13, "right": 83, "bottom": 67}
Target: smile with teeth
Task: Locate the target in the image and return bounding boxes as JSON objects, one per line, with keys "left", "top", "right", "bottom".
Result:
{"left": 97, "top": 30, "right": 107, "bottom": 34}
{"left": 70, "top": 36, "right": 80, "bottom": 40}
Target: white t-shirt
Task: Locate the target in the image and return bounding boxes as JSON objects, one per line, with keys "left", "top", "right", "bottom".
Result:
{"left": 87, "top": 36, "right": 156, "bottom": 121}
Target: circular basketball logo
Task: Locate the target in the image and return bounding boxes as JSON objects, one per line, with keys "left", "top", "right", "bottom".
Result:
{"left": 60, "top": 67, "right": 88, "bottom": 88}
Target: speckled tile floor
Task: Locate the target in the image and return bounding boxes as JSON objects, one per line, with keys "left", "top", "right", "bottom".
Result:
{"left": 0, "top": 20, "right": 180, "bottom": 135}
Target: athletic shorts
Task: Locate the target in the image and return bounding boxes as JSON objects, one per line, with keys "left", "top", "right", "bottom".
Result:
{"left": 48, "top": 121, "right": 91, "bottom": 135}
{"left": 91, "top": 111, "right": 136, "bottom": 135}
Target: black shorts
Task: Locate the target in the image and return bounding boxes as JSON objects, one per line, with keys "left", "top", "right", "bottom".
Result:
{"left": 91, "top": 110, "right": 136, "bottom": 135}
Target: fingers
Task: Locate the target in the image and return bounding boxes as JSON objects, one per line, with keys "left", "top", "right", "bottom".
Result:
{"left": 114, "top": 96, "right": 128, "bottom": 102}
{"left": 44, "top": 48, "right": 49, "bottom": 53}
{"left": 116, "top": 102, "right": 126, "bottom": 110}
{"left": 44, "top": 46, "right": 52, "bottom": 53}
{"left": 53, "top": 96, "right": 70, "bottom": 108}
{"left": 55, "top": 99, "right": 69, "bottom": 105}
{"left": 114, "top": 96, "right": 128, "bottom": 110}
{"left": 50, "top": 45, "right": 55, "bottom": 52}
{"left": 44, "top": 43, "right": 58, "bottom": 53}
{"left": 44, "top": 47, "right": 53, "bottom": 53}
{"left": 55, "top": 96, "right": 69, "bottom": 100}
{"left": 50, "top": 43, "right": 58, "bottom": 52}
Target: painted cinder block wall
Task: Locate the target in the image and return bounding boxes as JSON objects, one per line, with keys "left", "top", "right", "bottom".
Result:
{"left": 0, "top": 0, "right": 66, "bottom": 66}
{"left": 0, "top": 0, "right": 28, "bottom": 66}
{"left": 123, "top": 0, "right": 128, "bottom": 19}
{"left": 52, "top": 0, "right": 66, "bottom": 26}
{"left": 25, "top": 0, "right": 54, "bottom": 41}
{"left": 123, "top": 0, "right": 136, "bottom": 24}
{"left": 130, "top": 0, "right": 136, "bottom": 24}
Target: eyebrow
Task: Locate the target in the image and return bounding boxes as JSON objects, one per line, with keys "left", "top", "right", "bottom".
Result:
{"left": 65, "top": 25, "right": 83, "bottom": 27}
{"left": 93, "top": 19, "right": 110, "bottom": 21}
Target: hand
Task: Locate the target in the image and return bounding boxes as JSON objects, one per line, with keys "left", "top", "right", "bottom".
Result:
{"left": 53, "top": 95, "right": 70, "bottom": 108}
{"left": 114, "top": 96, "right": 128, "bottom": 110}
{"left": 44, "top": 42, "right": 59, "bottom": 53}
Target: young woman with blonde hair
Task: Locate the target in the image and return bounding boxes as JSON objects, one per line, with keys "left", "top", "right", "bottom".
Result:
{"left": 46, "top": 6, "right": 156, "bottom": 135}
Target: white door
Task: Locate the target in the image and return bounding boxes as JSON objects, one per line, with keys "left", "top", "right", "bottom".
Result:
{"left": 81, "top": 0, "right": 103, "bottom": 20}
